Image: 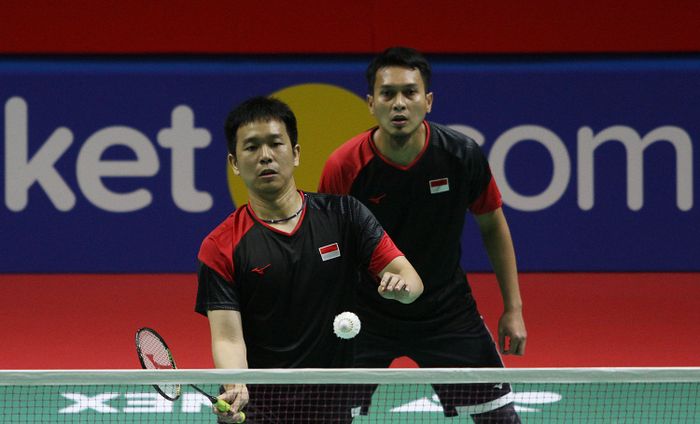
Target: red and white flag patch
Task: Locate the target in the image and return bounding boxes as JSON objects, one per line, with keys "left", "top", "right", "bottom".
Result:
{"left": 429, "top": 178, "right": 450, "bottom": 194}
{"left": 319, "top": 243, "right": 341, "bottom": 261}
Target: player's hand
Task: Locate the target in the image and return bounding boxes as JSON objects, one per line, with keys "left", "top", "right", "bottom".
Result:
{"left": 377, "top": 271, "right": 411, "bottom": 302}
{"left": 215, "top": 384, "right": 248, "bottom": 423}
{"left": 498, "top": 309, "right": 527, "bottom": 355}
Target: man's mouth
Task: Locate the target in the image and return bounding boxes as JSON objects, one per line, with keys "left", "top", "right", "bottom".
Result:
{"left": 259, "top": 169, "right": 277, "bottom": 176}
{"left": 391, "top": 115, "right": 409, "bottom": 125}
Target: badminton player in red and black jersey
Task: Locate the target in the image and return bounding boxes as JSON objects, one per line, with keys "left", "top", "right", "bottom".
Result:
{"left": 319, "top": 47, "right": 526, "bottom": 422}
{"left": 196, "top": 96, "right": 423, "bottom": 423}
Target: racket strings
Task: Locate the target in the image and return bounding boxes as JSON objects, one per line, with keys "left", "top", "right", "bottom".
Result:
{"left": 137, "top": 331, "right": 175, "bottom": 370}
{"left": 136, "top": 329, "right": 181, "bottom": 400}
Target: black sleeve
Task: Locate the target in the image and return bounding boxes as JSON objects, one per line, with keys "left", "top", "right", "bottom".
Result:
{"left": 195, "top": 261, "right": 240, "bottom": 316}
{"left": 346, "top": 195, "right": 387, "bottom": 269}
{"left": 466, "top": 142, "right": 493, "bottom": 204}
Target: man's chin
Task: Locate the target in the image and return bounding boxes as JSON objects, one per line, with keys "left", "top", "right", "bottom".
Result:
{"left": 387, "top": 122, "right": 419, "bottom": 135}
{"left": 386, "top": 129, "right": 413, "bottom": 145}
{"left": 252, "top": 181, "right": 281, "bottom": 194}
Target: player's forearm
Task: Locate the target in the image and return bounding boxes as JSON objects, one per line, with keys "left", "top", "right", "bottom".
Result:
{"left": 212, "top": 340, "right": 247, "bottom": 404}
{"left": 208, "top": 310, "right": 249, "bottom": 369}
{"left": 478, "top": 210, "right": 523, "bottom": 312}
{"left": 212, "top": 338, "right": 248, "bottom": 370}
{"left": 487, "top": 241, "right": 522, "bottom": 312}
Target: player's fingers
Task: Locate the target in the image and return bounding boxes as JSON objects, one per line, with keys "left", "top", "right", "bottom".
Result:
{"left": 384, "top": 275, "right": 398, "bottom": 291}
{"left": 387, "top": 274, "right": 407, "bottom": 291}
{"left": 379, "top": 273, "right": 399, "bottom": 291}
{"left": 219, "top": 388, "right": 238, "bottom": 405}
{"left": 498, "top": 333, "right": 506, "bottom": 354}
{"left": 232, "top": 411, "right": 246, "bottom": 423}
{"left": 213, "top": 397, "right": 229, "bottom": 415}
{"left": 378, "top": 274, "right": 389, "bottom": 292}
{"left": 512, "top": 336, "right": 526, "bottom": 355}
{"left": 394, "top": 279, "right": 407, "bottom": 291}
{"left": 232, "top": 388, "right": 249, "bottom": 412}
{"left": 215, "top": 404, "right": 244, "bottom": 423}
{"left": 393, "top": 278, "right": 408, "bottom": 291}
{"left": 215, "top": 410, "right": 236, "bottom": 423}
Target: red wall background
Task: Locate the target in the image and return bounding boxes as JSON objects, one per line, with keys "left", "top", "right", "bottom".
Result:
{"left": 2, "top": 273, "right": 699, "bottom": 369}
{"left": 2, "top": 0, "right": 700, "bottom": 54}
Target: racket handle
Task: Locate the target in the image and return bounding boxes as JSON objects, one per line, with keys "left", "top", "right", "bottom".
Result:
{"left": 215, "top": 398, "right": 231, "bottom": 412}
{"left": 215, "top": 399, "right": 246, "bottom": 423}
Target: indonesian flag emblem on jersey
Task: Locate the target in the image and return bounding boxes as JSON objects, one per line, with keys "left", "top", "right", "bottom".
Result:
{"left": 429, "top": 178, "right": 450, "bottom": 194}
{"left": 319, "top": 243, "right": 341, "bottom": 261}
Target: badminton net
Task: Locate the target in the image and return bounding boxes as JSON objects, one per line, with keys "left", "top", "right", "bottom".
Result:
{"left": 1, "top": 367, "right": 699, "bottom": 423}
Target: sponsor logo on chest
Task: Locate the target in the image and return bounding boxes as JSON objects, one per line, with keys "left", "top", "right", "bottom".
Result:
{"left": 319, "top": 243, "right": 341, "bottom": 261}
{"left": 250, "top": 263, "right": 271, "bottom": 275}
{"left": 428, "top": 177, "right": 450, "bottom": 194}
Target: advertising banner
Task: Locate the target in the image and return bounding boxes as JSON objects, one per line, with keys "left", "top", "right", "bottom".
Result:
{"left": 1, "top": 57, "right": 698, "bottom": 271}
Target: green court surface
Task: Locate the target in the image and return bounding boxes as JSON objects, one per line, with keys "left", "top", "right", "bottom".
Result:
{"left": 1, "top": 383, "right": 697, "bottom": 423}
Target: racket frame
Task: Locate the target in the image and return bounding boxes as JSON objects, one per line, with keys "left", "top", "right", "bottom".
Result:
{"left": 134, "top": 327, "right": 233, "bottom": 413}
{"left": 135, "top": 327, "right": 182, "bottom": 401}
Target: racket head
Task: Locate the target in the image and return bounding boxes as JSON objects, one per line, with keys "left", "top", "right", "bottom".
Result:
{"left": 135, "top": 327, "right": 182, "bottom": 401}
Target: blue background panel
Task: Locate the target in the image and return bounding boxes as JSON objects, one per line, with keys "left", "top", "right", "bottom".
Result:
{"left": 1, "top": 57, "right": 698, "bottom": 272}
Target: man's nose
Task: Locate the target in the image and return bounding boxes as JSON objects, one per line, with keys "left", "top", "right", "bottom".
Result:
{"left": 259, "top": 144, "right": 273, "bottom": 162}
{"left": 392, "top": 94, "right": 406, "bottom": 110}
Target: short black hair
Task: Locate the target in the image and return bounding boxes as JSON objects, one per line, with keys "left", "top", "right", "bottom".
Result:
{"left": 224, "top": 96, "right": 298, "bottom": 156}
{"left": 366, "top": 46, "right": 432, "bottom": 94}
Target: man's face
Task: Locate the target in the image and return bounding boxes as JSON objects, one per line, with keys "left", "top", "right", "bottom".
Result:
{"left": 368, "top": 66, "right": 433, "bottom": 141}
{"left": 228, "top": 119, "right": 299, "bottom": 196}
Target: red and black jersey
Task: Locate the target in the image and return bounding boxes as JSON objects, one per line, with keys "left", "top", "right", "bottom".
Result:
{"left": 195, "top": 191, "right": 402, "bottom": 369}
{"left": 319, "top": 121, "right": 502, "bottom": 333}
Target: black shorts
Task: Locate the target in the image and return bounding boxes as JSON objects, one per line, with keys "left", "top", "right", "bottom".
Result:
{"left": 219, "top": 384, "right": 355, "bottom": 424}
{"left": 353, "top": 322, "right": 514, "bottom": 417}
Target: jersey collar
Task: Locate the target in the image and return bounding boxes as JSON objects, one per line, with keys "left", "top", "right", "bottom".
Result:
{"left": 369, "top": 120, "right": 431, "bottom": 171}
{"left": 246, "top": 190, "right": 307, "bottom": 236}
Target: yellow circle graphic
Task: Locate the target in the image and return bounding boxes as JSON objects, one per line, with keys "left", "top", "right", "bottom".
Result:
{"left": 227, "top": 83, "right": 375, "bottom": 207}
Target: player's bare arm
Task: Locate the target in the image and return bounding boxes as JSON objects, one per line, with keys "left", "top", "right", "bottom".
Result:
{"left": 208, "top": 310, "right": 249, "bottom": 423}
{"left": 377, "top": 256, "right": 423, "bottom": 304}
{"left": 475, "top": 208, "right": 527, "bottom": 356}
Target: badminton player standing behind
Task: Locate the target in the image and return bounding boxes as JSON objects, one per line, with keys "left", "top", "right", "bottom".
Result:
{"left": 318, "top": 47, "right": 526, "bottom": 423}
{"left": 195, "top": 96, "right": 423, "bottom": 423}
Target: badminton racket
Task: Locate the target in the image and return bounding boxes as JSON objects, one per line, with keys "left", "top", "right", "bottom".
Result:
{"left": 135, "top": 327, "right": 244, "bottom": 420}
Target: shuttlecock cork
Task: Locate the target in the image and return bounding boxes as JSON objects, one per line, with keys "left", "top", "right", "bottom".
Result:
{"left": 333, "top": 312, "right": 361, "bottom": 339}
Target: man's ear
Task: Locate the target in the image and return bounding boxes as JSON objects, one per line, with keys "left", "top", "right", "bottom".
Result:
{"left": 293, "top": 144, "right": 300, "bottom": 167}
{"left": 228, "top": 153, "right": 240, "bottom": 175}
{"left": 367, "top": 94, "right": 375, "bottom": 116}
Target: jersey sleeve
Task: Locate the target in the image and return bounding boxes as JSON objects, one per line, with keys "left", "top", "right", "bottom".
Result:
{"left": 368, "top": 231, "right": 403, "bottom": 275}
{"left": 195, "top": 261, "right": 241, "bottom": 316}
{"left": 346, "top": 195, "right": 404, "bottom": 275}
{"left": 463, "top": 143, "right": 503, "bottom": 215}
{"left": 318, "top": 153, "right": 351, "bottom": 194}
{"left": 470, "top": 175, "right": 503, "bottom": 215}
{"left": 195, "top": 220, "right": 241, "bottom": 316}
{"left": 318, "top": 130, "right": 376, "bottom": 195}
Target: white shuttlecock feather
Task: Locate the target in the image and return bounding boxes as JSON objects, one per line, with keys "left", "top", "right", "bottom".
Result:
{"left": 333, "top": 311, "right": 361, "bottom": 339}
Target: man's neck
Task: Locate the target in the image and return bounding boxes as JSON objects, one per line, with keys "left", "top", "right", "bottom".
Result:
{"left": 373, "top": 122, "right": 426, "bottom": 166}
{"left": 249, "top": 183, "right": 302, "bottom": 223}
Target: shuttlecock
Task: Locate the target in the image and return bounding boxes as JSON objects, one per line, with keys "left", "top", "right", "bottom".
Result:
{"left": 333, "top": 311, "right": 361, "bottom": 339}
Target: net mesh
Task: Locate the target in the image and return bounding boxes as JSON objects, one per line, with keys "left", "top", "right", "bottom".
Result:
{"left": 1, "top": 368, "right": 698, "bottom": 423}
